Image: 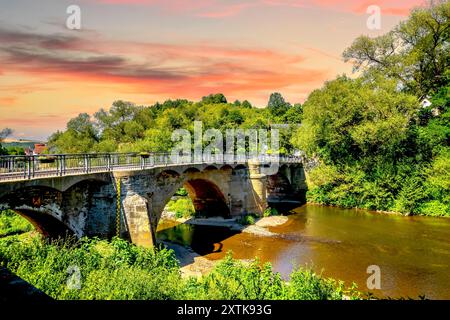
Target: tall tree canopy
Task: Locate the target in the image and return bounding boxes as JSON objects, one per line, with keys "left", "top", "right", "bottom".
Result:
{"left": 47, "top": 96, "right": 297, "bottom": 154}
{"left": 293, "top": 1, "right": 450, "bottom": 216}
{"left": 293, "top": 76, "right": 419, "bottom": 163}
{"left": 201, "top": 93, "right": 228, "bottom": 105}
{"left": 267, "top": 92, "right": 292, "bottom": 118}
{"left": 343, "top": 1, "right": 450, "bottom": 99}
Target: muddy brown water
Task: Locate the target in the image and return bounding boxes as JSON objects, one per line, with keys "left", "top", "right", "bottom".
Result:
{"left": 157, "top": 204, "right": 450, "bottom": 299}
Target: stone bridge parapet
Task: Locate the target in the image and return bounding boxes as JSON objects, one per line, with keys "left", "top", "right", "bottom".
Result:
{"left": 0, "top": 153, "right": 306, "bottom": 247}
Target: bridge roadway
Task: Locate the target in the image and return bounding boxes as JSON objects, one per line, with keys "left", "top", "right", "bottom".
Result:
{"left": 0, "top": 153, "right": 302, "bottom": 182}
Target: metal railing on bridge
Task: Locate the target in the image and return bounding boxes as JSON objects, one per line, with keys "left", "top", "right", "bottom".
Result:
{"left": 0, "top": 153, "right": 303, "bottom": 182}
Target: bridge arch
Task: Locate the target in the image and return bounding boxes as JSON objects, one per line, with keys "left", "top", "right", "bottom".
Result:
{"left": 266, "top": 169, "right": 307, "bottom": 212}
{"left": 61, "top": 176, "right": 111, "bottom": 193}
{"left": 155, "top": 174, "right": 231, "bottom": 229}
{"left": 157, "top": 169, "right": 180, "bottom": 179}
{"left": 220, "top": 164, "right": 233, "bottom": 171}
{"left": 0, "top": 179, "right": 111, "bottom": 239}
{"left": 232, "top": 165, "right": 249, "bottom": 178}
{"left": 0, "top": 185, "right": 75, "bottom": 239}
{"left": 13, "top": 209, "right": 74, "bottom": 239}
{"left": 267, "top": 172, "right": 293, "bottom": 197}
{"left": 183, "top": 178, "right": 230, "bottom": 218}
{"left": 203, "top": 165, "right": 219, "bottom": 171}
{"left": 234, "top": 164, "right": 247, "bottom": 170}
{"left": 183, "top": 167, "right": 201, "bottom": 174}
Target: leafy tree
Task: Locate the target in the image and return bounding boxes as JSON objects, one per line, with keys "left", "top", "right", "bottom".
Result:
{"left": 67, "top": 113, "right": 98, "bottom": 137}
{"left": 0, "top": 128, "right": 12, "bottom": 141}
{"left": 48, "top": 114, "right": 98, "bottom": 153}
{"left": 285, "top": 103, "right": 303, "bottom": 124}
{"left": 5, "top": 146, "right": 25, "bottom": 155}
{"left": 225, "top": 110, "right": 244, "bottom": 125}
{"left": 293, "top": 76, "right": 419, "bottom": 163}
{"left": 292, "top": 0, "right": 450, "bottom": 216}
{"left": 49, "top": 95, "right": 273, "bottom": 154}
{"left": 94, "top": 100, "right": 138, "bottom": 143}
{"left": 268, "top": 92, "right": 291, "bottom": 118}
{"left": 241, "top": 100, "right": 252, "bottom": 108}
{"left": 343, "top": 1, "right": 450, "bottom": 99}
{"left": 201, "top": 93, "right": 227, "bottom": 104}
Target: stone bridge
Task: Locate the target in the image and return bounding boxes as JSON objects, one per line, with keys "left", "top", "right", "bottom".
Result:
{"left": 0, "top": 153, "right": 306, "bottom": 247}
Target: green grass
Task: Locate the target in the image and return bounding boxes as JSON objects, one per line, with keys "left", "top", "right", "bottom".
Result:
{"left": 174, "top": 188, "right": 189, "bottom": 197}
{"left": 0, "top": 236, "right": 359, "bottom": 300}
{"left": 0, "top": 210, "right": 34, "bottom": 237}
{"left": 166, "top": 197, "right": 195, "bottom": 219}
{"left": 264, "top": 207, "right": 279, "bottom": 217}
{"left": 238, "top": 214, "right": 258, "bottom": 226}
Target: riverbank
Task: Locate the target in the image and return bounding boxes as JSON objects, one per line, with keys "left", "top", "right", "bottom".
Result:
{"left": 161, "top": 241, "right": 217, "bottom": 277}
{"left": 0, "top": 234, "right": 352, "bottom": 300}
{"left": 157, "top": 214, "right": 290, "bottom": 277}
{"left": 158, "top": 216, "right": 288, "bottom": 278}
{"left": 160, "top": 214, "right": 289, "bottom": 238}
{"left": 158, "top": 204, "right": 450, "bottom": 299}
{"left": 306, "top": 202, "right": 405, "bottom": 216}
{"left": 306, "top": 202, "right": 450, "bottom": 219}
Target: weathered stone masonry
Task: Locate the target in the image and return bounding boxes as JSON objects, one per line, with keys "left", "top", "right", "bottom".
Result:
{"left": 0, "top": 163, "right": 306, "bottom": 248}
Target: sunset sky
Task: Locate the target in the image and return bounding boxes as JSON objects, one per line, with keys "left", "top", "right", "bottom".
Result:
{"left": 0, "top": 0, "right": 426, "bottom": 140}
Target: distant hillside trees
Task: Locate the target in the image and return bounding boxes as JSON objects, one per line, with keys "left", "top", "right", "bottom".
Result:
{"left": 48, "top": 94, "right": 301, "bottom": 155}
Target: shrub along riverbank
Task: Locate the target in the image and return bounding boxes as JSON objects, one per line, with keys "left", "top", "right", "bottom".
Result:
{"left": 0, "top": 210, "right": 33, "bottom": 237}
{"left": 0, "top": 235, "right": 359, "bottom": 300}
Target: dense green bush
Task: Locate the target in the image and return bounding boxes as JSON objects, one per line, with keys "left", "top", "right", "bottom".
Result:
{"left": 166, "top": 198, "right": 195, "bottom": 219}
{"left": 304, "top": 149, "right": 450, "bottom": 216}
{"left": 0, "top": 210, "right": 34, "bottom": 237}
{"left": 0, "top": 236, "right": 181, "bottom": 300}
{"left": 263, "top": 207, "right": 279, "bottom": 217}
{"left": 174, "top": 188, "right": 189, "bottom": 197}
{"left": 238, "top": 214, "right": 257, "bottom": 226}
{"left": 0, "top": 236, "right": 356, "bottom": 300}
{"left": 184, "top": 254, "right": 351, "bottom": 300}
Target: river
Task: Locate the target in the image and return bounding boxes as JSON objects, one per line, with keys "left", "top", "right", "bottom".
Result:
{"left": 156, "top": 204, "right": 450, "bottom": 299}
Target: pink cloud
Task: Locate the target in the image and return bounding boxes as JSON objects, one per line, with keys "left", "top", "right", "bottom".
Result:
{"left": 88, "top": 0, "right": 217, "bottom": 13}
{"left": 86, "top": 0, "right": 426, "bottom": 17}
{"left": 197, "top": 2, "right": 257, "bottom": 18}
{"left": 0, "top": 27, "right": 330, "bottom": 105}
{"left": 349, "top": 0, "right": 426, "bottom": 16}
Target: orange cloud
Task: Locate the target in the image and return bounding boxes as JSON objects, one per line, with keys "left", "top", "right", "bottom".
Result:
{"left": 0, "top": 114, "right": 70, "bottom": 127}
{"left": 0, "top": 27, "right": 329, "bottom": 103}
{"left": 0, "top": 97, "right": 17, "bottom": 105}
{"left": 87, "top": 0, "right": 426, "bottom": 17}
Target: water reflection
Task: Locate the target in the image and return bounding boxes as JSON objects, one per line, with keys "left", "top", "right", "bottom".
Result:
{"left": 156, "top": 205, "right": 450, "bottom": 299}
{"left": 157, "top": 220, "right": 239, "bottom": 255}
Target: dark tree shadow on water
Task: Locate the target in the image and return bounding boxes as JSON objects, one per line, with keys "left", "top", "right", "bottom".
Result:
{"left": 156, "top": 224, "right": 238, "bottom": 267}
